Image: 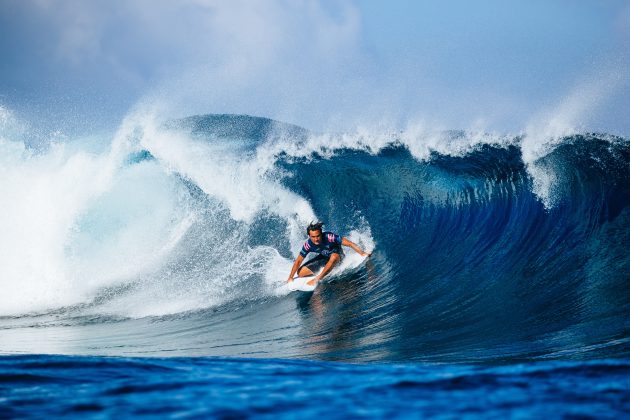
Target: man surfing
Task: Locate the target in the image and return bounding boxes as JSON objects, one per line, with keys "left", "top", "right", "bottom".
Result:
{"left": 287, "top": 222, "right": 371, "bottom": 287}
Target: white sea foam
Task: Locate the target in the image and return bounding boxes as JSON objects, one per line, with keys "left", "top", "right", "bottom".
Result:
{"left": 0, "top": 111, "right": 195, "bottom": 315}
{"left": 0, "top": 106, "right": 381, "bottom": 317}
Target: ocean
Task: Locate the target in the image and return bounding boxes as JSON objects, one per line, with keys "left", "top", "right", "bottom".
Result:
{"left": 1, "top": 113, "right": 629, "bottom": 417}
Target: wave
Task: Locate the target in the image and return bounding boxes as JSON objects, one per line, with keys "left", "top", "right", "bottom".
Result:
{"left": 0, "top": 113, "right": 629, "bottom": 362}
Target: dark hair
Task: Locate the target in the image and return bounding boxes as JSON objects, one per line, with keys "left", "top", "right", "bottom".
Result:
{"left": 306, "top": 221, "right": 324, "bottom": 235}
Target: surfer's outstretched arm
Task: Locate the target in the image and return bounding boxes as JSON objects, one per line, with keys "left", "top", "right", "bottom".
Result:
{"left": 341, "top": 237, "right": 372, "bottom": 257}
{"left": 287, "top": 255, "right": 305, "bottom": 282}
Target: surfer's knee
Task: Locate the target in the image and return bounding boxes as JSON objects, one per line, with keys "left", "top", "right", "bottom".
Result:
{"left": 298, "top": 266, "right": 313, "bottom": 277}
{"left": 329, "top": 253, "right": 341, "bottom": 265}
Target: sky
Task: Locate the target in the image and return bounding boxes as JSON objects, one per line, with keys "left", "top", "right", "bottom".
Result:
{"left": 1, "top": 0, "right": 629, "bottom": 136}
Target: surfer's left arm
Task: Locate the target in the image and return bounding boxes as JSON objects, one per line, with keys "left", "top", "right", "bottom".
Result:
{"left": 287, "top": 254, "right": 305, "bottom": 282}
{"left": 341, "top": 237, "right": 371, "bottom": 257}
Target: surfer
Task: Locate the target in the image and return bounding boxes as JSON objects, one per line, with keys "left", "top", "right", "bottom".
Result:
{"left": 287, "top": 222, "right": 371, "bottom": 286}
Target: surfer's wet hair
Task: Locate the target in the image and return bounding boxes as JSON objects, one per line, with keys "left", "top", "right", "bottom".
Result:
{"left": 306, "top": 221, "right": 324, "bottom": 235}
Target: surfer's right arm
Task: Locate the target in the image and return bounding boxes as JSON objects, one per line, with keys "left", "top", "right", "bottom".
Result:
{"left": 341, "top": 237, "right": 372, "bottom": 257}
{"left": 287, "top": 255, "right": 305, "bottom": 282}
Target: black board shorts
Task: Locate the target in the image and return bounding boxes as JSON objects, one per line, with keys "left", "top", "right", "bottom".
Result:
{"left": 299, "top": 252, "right": 343, "bottom": 274}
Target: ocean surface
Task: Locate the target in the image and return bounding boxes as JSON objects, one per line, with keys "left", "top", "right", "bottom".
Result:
{"left": 1, "top": 113, "right": 629, "bottom": 417}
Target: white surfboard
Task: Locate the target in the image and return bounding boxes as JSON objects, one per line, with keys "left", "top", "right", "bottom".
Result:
{"left": 284, "top": 253, "right": 371, "bottom": 293}
{"left": 287, "top": 276, "right": 317, "bottom": 292}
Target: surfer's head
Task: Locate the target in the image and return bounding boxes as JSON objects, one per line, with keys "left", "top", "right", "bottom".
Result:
{"left": 307, "top": 221, "right": 324, "bottom": 244}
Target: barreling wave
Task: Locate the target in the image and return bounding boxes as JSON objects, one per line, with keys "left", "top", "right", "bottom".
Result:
{"left": 0, "top": 113, "right": 629, "bottom": 363}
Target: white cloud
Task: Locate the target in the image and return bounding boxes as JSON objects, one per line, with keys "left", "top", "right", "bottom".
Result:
{"left": 21, "top": 0, "right": 366, "bottom": 128}
{"left": 7, "top": 1, "right": 629, "bottom": 134}
{"left": 27, "top": 1, "right": 360, "bottom": 83}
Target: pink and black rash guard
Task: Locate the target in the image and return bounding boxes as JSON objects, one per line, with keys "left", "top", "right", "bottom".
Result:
{"left": 299, "top": 232, "right": 343, "bottom": 258}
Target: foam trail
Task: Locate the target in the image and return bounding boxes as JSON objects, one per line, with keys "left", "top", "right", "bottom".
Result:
{"left": 0, "top": 110, "right": 195, "bottom": 315}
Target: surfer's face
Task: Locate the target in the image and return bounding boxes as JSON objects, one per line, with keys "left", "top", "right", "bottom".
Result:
{"left": 309, "top": 230, "right": 323, "bottom": 245}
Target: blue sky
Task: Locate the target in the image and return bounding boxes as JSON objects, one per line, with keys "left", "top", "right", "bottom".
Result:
{"left": 1, "top": 0, "right": 629, "bottom": 136}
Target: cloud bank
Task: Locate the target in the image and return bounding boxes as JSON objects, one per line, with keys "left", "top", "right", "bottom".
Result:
{"left": 1, "top": 0, "right": 629, "bottom": 134}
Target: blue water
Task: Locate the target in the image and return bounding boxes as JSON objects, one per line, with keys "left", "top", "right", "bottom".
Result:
{"left": 3, "top": 355, "right": 630, "bottom": 418}
{"left": 1, "top": 114, "right": 630, "bottom": 417}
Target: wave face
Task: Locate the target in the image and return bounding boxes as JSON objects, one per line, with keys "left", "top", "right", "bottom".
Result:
{"left": 1, "top": 113, "right": 629, "bottom": 363}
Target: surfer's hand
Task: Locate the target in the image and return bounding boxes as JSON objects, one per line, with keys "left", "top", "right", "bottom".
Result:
{"left": 307, "top": 277, "right": 320, "bottom": 286}
{"left": 362, "top": 251, "right": 372, "bottom": 257}
{"left": 287, "top": 277, "right": 294, "bottom": 283}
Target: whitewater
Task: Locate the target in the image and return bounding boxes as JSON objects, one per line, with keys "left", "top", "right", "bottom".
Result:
{"left": 1, "top": 108, "right": 630, "bottom": 416}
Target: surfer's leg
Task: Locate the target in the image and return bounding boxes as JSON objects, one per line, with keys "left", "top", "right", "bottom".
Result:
{"left": 297, "top": 255, "right": 328, "bottom": 277}
{"left": 305, "top": 253, "right": 341, "bottom": 286}
{"left": 297, "top": 266, "right": 315, "bottom": 277}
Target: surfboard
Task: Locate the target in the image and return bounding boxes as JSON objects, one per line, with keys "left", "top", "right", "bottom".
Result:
{"left": 288, "top": 276, "right": 317, "bottom": 292}
{"left": 285, "top": 253, "right": 370, "bottom": 294}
